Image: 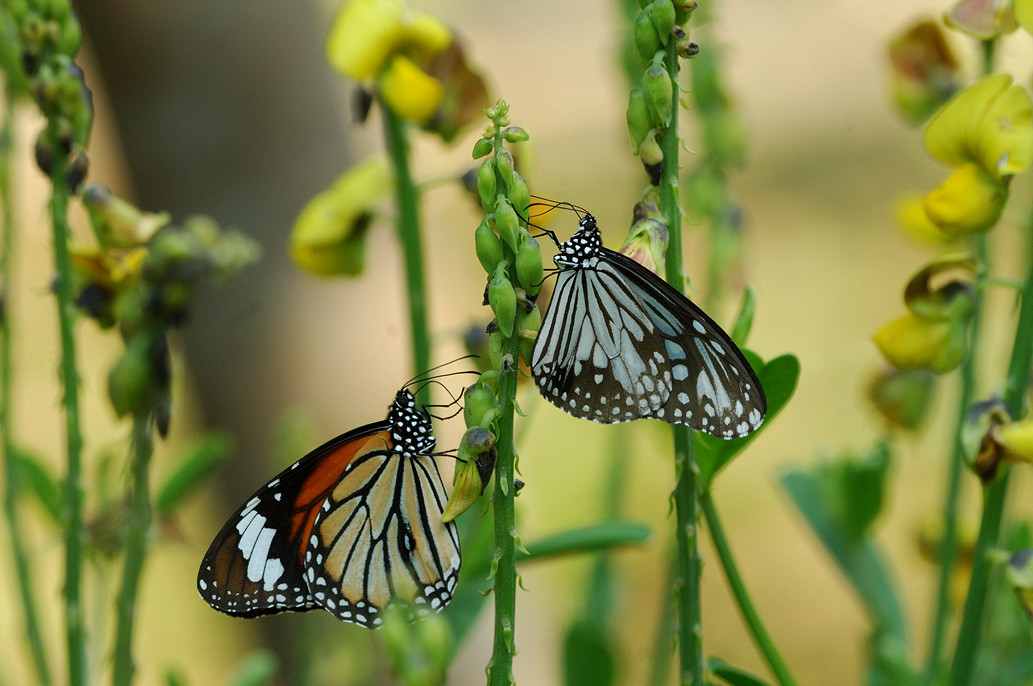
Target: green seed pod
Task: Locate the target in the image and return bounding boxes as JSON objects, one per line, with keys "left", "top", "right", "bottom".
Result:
{"left": 488, "top": 261, "right": 517, "bottom": 338}
{"left": 441, "top": 455, "right": 483, "bottom": 523}
{"left": 464, "top": 378, "right": 498, "bottom": 429}
{"left": 678, "top": 39, "right": 700, "bottom": 59}
{"left": 108, "top": 338, "right": 153, "bottom": 418}
{"left": 472, "top": 137, "right": 493, "bottom": 159}
{"left": 626, "top": 85, "right": 652, "bottom": 153}
{"left": 515, "top": 234, "right": 543, "bottom": 295}
{"left": 474, "top": 218, "right": 504, "bottom": 274}
{"left": 517, "top": 305, "right": 542, "bottom": 366}
{"left": 494, "top": 196, "right": 521, "bottom": 253}
{"left": 508, "top": 172, "right": 531, "bottom": 225}
{"left": 639, "top": 131, "right": 663, "bottom": 186}
{"left": 477, "top": 159, "right": 497, "bottom": 211}
{"left": 495, "top": 148, "right": 515, "bottom": 189}
{"left": 502, "top": 126, "right": 529, "bottom": 143}
{"left": 643, "top": 58, "right": 673, "bottom": 127}
{"left": 650, "top": 0, "right": 676, "bottom": 43}
{"left": 634, "top": 12, "right": 662, "bottom": 63}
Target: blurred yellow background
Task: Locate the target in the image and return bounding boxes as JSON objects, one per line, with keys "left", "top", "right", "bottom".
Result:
{"left": 5, "top": 0, "right": 1033, "bottom": 684}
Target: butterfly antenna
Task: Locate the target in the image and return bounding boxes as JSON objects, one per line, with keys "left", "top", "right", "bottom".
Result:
{"left": 404, "top": 355, "right": 480, "bottom": 388}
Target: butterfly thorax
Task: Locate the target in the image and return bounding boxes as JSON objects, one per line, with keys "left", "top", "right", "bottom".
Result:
{"left": 388, "top": 390, "right": 435, "bottom": 457}
{"left": 554, "top": 215, "right": 603, "bottom": 269}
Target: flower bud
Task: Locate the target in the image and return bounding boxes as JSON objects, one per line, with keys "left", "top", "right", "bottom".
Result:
{"left": 503, "top": 126, "right": 529, "bottom": 143}
{"left": 472, "top": 137, "right": 493, "bottom": 159}
{"left": 488, "top": 262, "right": 517, "bottom": 338}
{"left": 944, "top": 0, "right": 1018, "bottom": 40}
{"left": 638, "top": 130, "right": 663, "bottom": 185}
{"left": 643, "top": 57, "right": 673, "bottom": 127}
{"left": 626, "top": 85, "right": 652, "bottom": 153}
{"left": 474, "top": 218, "right": 504, "bottom": 274}
{"left": 494, "top": 196, "right": 521, "bottom": 253}
{"left": 873, "top": 312, "right": 966, "bottom": 373}
{"left": 677, "top": 39, "right": 700, "bottom": 59}
{"left": 477, "top": 159, "right": 497, "bottom": 210}
{"left": 999, "top": 418, "right": 1033, "bottom": 463}
{"left": 515, "top": 233, "right": 543, "bottom": 295}
{"left": 108, "top": 337, "right": 154, "bottom": 418}
{"left": 508, "top": 172, "right": 531, "bottom": 226}
{"left": 887, "top": 20, "right": 960, "bottom": 124}
{"left": 495, "top": 148, "right": 515, "bottom": 188}
{"left": 517, "top": 304, "right": 542, "bottom": 366}
{"left": 634, "top": 11, "right": 662, "bottom": 63}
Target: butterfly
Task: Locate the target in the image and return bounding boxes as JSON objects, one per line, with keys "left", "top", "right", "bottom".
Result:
{"left": 529, "top": 200, "right": 766, "bottom": 439}
{"left": 197, "top": 385, "right": 461, "bottom": 629}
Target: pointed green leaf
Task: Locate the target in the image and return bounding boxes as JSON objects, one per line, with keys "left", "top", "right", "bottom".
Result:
{"left": 707, "top": 657, "right": 772, "bottom": 686}
{"left": 156, "top": 431, "right": 234, "bottom": 516}
{"left": 730, "top": 285, "right": 756, "bottom": 346}
{"left": 7, "top": 446, "right": 61, "bottom": 525}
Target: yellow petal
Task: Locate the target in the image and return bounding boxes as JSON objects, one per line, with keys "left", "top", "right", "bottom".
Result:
{"left": 326, "top": 0, "right": 405, "bottom": 80}
{"left": 924, "top": 74, "right": 1033, "bottom": 178}
{"left": 923, "top": 162, "right": 1006, "bottom": 235}
{"left": 873, "top": 313, "right": 965, "bottom": 373}
{"left": 1018, "top": 0, "right": 1033, "bottom": 33}
{"left": 999, "top": 419, "right": 1033, "bottom": 462}
{"left": 378, "top": 55, "right": 444, "bottom": 124}
{"left": 895, "top": 193, "right": 955, "bottom": 243}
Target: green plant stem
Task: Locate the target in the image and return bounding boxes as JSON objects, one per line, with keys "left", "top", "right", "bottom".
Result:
{"left": 946, "top": 211, "right": 1033, "bottom": 686}
{"left": 1, "top": 93, "right": 53, "bottom": 686}
{"left": 701, "top": 492, "right": 798, "bottom": 686}
{"left": 487, "top": 338, "right": 521, "bottom": 686}
{"left": 112, "top": 413, "right": 155, "bottom": 686}
{"left": 46, "top": 140, "right": 88, "bottom": 686}
{"left": 657, "top": 40, "right": 703, "bottom": 686}
{"left": 924, "top": 233, "right": 987, "bottom": 683}
{"left": 381, "top": 106, "right": 431, "bottom": 386}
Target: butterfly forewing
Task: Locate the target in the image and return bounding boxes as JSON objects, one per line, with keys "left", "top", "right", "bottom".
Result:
{"left": 197, "top": 389, "right": 461, "bottom": 628}
{"left": 531, "top": 212, "right": 767, "bottom": 439}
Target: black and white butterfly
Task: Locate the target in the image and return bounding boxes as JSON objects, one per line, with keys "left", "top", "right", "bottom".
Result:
{"left": 529, "top": 200, "right": 766, "bottom": 439}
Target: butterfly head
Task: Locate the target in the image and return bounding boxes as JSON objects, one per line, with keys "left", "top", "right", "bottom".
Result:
{"left": 389, "top": 390, "right": 436, "bottom": 457}
{"left": 554, "top": 215, "right": 602, "bottom": 269}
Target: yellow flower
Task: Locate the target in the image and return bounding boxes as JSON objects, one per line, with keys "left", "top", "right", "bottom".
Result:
{"left": 1018, "top": 0, "right": 1033, "bottom": 33}
{"left": 290, "top": 156, "right": 391, "bottom": 277}
{"left": 326, "top": 0, "right": 406, "bottom": 80}
{"left": 923, "top": 162, "right": 1007, "bottom": 235}
{"left": 873, "top": 313, "right": 966, "bottom": 373}
{"left": 999, "top": 418, "right": 1033, "bottom": 462}
{"left": 379, "top": 55, "right": 444, "bottom": 125}
{"left": 924, "top": 74, "right": 1033, "bottom": 179}
{"left": 895, "top": 193, "right": 955, "bottom": 243}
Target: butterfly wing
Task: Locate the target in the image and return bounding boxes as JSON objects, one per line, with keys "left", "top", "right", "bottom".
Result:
{"left": 306, "top": 443, "right": 461, "bottom": 628}
{"left": 197, "top": 421, "right": 390, "bottom": 617}
{"left": 603, "top": 248, "right": 766, "bottom": 437}
{"left": 532, "top": 259, "right": 676, "bottom": 422}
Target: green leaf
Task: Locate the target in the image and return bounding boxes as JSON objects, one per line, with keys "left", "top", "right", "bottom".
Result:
{"left": 156, "top": 431, "right": 234, "bottom": 516}
{"left": 564, "top": 618, "right": 615, "bottom": 686}
{"left": 519, "top": 521, "right": 651, "bottom": 563}
{"left": 164, "top": 667, "right": 188, "bottom": 686}
{"left": 697, "top": 353, "right": 800, "bottom": 489}
{"left": 707, "top": 657, "right": 771, "bottom": 686}
{"left": 7, "top": 446, "right": 61, "bottom": 525}
{"left": 730, "top": 285, "right": 756, "bottom": 346}
{"left": 226, "top": 651, "right": 277, "bottom": 686}
{"left": 825, "top": 443, "right": 890, "bottom": 541}
{"left": 780, "top": 466, "right": 907, "bottom": 640}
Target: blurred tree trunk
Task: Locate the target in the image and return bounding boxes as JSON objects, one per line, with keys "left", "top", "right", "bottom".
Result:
{"left": 77, "top": 1, "right": 352, "bottom": 677}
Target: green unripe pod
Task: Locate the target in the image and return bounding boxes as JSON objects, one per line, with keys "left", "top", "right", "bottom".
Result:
{"left": 488, "top": 261, "right": 517, "bottom": 338}
{"left": 464, "top": 378, "right": 498, "bottom": 428}
{"left": 508, "top": 172, "right": 531, "bottom": 226}
{"left": 634, "top": 12, "right": 662, "bottom": 63}
{"left": 626, "top": 85, "right": 652, "bottom": 154}
{"left": 643, "top": 57, "right": 673, "bottom": 127}
{"left": 502, "top": 126, "right": 529, "bottom": 143}
{"left": 495, "top": 148, "right": 515, "bottom": 188}
{"left": 474, "top": 218, "right": 504, "bottom": 274}
{"left": 650, "top": 0, "right": 676, "bottom": 43}
{"left": 494, "top": 196, "right": 521, "bottom": 253}
{"left": 515, "top": 233, "right": 543, "bottom": 295}
{"left": 108, "top": 338, "right": 153, "bottom": 418}
{"left": 477, "top": 159, "right": 497, "bottom": 211}
{"left": 488, "top": 329, "right": 505, "bottom": 370}
{"left": 639, "top": 130, "right": 663, "bottom": 186}
{"left": 472, "top": 137, "right": 493, "bottom": 159}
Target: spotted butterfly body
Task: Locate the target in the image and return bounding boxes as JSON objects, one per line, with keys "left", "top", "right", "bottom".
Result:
{"left": 531, "top": 213, "right": 766, "bottom": 439}
{"left": 197, "top": 389, "right": 460, "bottom": 629}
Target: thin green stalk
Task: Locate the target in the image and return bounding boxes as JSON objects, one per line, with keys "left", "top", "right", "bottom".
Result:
{"left": 487, "top": 336, "right": 521, "bottom": 686}
{"left": 701, "top": 492, "right": 797, "bottom": 686}
{"left": 1, "top": 91, "right": 53, "bottom": 686}
{"left": 112, "top": 413, "right": 155, "bottom": 686}
{"left": 647, "top": 554, "right": 677, "bottom": 686}
{"left": 946, "top": 206, "right": 1033, "bottom": 686}
{"left": 46, "top": 137, "right": 88, "bottom": 686}
{"left": 657, "top": 39, "right": 703, "bottom": 686}
{"left": 381, "top": 106, "right": 431, "bottom": 386}
{"left": 924, "top": 233, "right": 987, "bottom": 683}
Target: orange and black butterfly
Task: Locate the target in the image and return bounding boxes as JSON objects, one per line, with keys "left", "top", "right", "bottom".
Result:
{"left": 197, "top": 385, "right": 460, "bottom": 629}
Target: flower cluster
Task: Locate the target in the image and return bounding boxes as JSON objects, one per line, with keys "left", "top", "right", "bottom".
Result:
{"left": 326, "top": 0, "right": 487, "bottom": 141}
